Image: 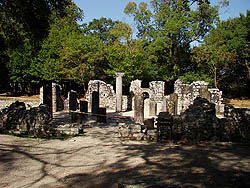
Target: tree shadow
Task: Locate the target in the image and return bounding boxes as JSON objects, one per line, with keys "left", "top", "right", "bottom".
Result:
{"left": 1, "top": 129, "right": 250, "bottom": 188}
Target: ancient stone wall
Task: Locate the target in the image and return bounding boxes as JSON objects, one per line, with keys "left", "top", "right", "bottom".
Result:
{"left": 85, "top": 80, "right": 116, "bottom": 111}
{"left": 174, "top": 79, "right": 224, "bottom": 115}
{"left": 0, "top": 101, "right": 52, "bottom": 135}
{"left": 0, "top": 99, "right": 40, "bottom": 111}
{"left": 156, "top": 97, "right": 250, "bottom": 142}
{"left": 149, "top": 81, "right": 165, "bottom": 102}
{"left": 129, "top": 80, "right": 165, "bottom": 115}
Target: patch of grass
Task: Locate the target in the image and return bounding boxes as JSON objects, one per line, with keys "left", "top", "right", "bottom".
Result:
{"left": 224, "top": 99, "right": 250, "bottom": 108}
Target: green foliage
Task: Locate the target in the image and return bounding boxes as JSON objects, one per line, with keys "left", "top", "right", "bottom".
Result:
{"left": 0, "top": 0, "right": 82, "bottom": 93}
{"left": 28, "top": 2, "right": 84, "bottom": 83}
{"left": 179, "top": 71, "right": 213, "bottom": 86}
{"left": 83, "top": 17, "right": 120, "bottom": 43}
{"left": 0, "top": 0, "right": 248, "bottom": 98}
{"left": 61, "top": 34, "right": 107, "bottom": 85}
{"left": 192, "top": 9, "right": 249, "bottom": 96}
{"left": 124, "top": 0, "right": 220, "bottom": 83}
{"left": 0, "top": 0, "right": 72, "bottom": 49}
{"left": 105, "top": 39, "right": 160, "bottom": 85}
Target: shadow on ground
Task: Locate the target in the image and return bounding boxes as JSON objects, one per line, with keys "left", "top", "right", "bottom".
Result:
{"left": 1, "top": 125, "right": 250, "bottom": 188}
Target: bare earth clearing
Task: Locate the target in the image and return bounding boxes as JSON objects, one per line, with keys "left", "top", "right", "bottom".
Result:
{"left": 1, "top": 124, "right": 250, "bottom": 188}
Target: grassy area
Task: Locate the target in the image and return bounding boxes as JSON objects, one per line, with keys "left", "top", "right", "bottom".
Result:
{"left": 224, "top": 99, "right": 250, "bottom": 108}
{"left": 0, "top": 94, "right": 40, "bottom": 101}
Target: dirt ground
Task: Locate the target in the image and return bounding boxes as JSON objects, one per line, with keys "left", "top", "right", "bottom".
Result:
{"left": 1, "top": 124, "right": 250, "bottom": 188}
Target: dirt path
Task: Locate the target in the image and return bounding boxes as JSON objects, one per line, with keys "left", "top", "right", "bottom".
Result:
{"left": 1, "top": 125, "right": 250, "bottom": 188}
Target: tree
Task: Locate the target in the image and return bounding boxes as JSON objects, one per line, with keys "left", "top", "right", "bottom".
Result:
{"left": 60, "top": 34, "right": 107, "bottom": 87}
{"left": 124, "top": 0, "right": 220, "bottom": 82}
{"left": 0, "top": 0, "right": 75, "bottom": 93}
{"left": 0, "top": 0, "right": 72, "bottom": 49}
{"left": 192, "top": 44, "right": 236, "bottom": 88}
{"left": 0, "top": 1, "right": 83, "bottom": 94}
{"left": 192, "top": 10, "right": 249, "bottom": 96}
{"left": 105, "top": 23, "right": 160, "bottom": 85}
{"left": 83, "top": 17, "right": 120, "bottom": 44}
{"left": 32, "top": 3, "right": 84, "bottom": 83}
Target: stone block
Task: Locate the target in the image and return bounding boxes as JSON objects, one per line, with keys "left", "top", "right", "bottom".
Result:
{"left": 132, "top": 133, "right": 144, "bottom": 141}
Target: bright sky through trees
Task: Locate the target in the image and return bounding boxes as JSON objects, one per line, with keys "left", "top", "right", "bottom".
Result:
{"left": 73, "top": 0, "right": 250, "bottom": 24}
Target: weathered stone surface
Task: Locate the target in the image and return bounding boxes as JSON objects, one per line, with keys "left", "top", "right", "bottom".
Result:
{"left": 116, "top": 72, "right": 124, "bottom": 112}
{"left": 91, "top": 91, "right": 99, "bottom": 114}
{"left": 54, "top": 123, "right": 82, "bottom": 135}
{"left": 174, "top": 97, "right": 218, "bottom": 142}
{"left": 221, "top": 105, "right": 250, "bottom": 140}
{"left": 146, "top": 129, "right": 158, "bottom": 141}
{"left": 69, "top": 90, "right": 77, "bottom": 111}
{"left": 156, "top": 97, "right": 250, "bottom": 142}
{"left": 0, "top": 101, "right": 52, "bottom": 135}
{"left": 118, "top": 178, "right": 180, "bottom": 188}
{"left": 1, "top": 101, "right": 26, "bottom": 130}
{"left": 97, "top": 107, "right": 107, "bottom": 123}
{"left": 149, "top": 81, "right": 165, "bottom": 102}
{"left": 80, "top": 100, "right": 88, "bottom": 113}
{"left": 118, "top": 122, "right": 159, "bottom": 141}
{"left": 165, "top": 93, "right": 177, "bottom": 115}
{"left": 86, "top": 80, "right": 116, "bottom": 110}
{"left": 134, "top": 94, "right": 144, "bottom": 125}
{"left": 174, "top": 79, "right": 224, "bottom": 116}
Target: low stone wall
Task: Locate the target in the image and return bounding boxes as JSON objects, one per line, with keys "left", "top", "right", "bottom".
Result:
{"left": 118, "top": 123, "right": 158, "bottom": 141}
{"left": 157, "top": 97, "right": 250, "bottom": 142}
{"left": 0, "top": 98, "right": 40, "bottom": 111}
{"left": 0, "top": 101, "right": 52, "bottom": 135}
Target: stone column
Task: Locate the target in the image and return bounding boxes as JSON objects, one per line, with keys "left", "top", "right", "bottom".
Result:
{"left": 91, "top": 91, "right": 99, "bottom": 114}
{"left": 40, "top": 86, "right": 43, "bottom": 104}
{"left": 115, "top": 72, "right": 124, "bottom": 112}
{"left": 134, "top": 94, "right": 144, "bottom": 125}
{"left": 69, "top": 90, "right": 77, "bottom": 111}
{"left": 149, "top": 100, "right": 156, "bottom": 116}
{"left": 52, "top": 83, "right": 57, "bottom": 114}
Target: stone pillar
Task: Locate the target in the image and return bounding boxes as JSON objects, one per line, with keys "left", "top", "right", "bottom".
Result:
{"left": 134, "top": 94, "right": 144, "bottom": 125}
{"left": 41, "top": 82, "right": 52, "bottom": 116}
{"left": 97, "top": 108, "right": 107, "bottom": 123}
{"left": 69, "top": 90, "right": 77, "bottom": 111}
{"left": 156, "top": 102, "right": 163, "bottom": 115}
{"left": 149, "top": 100, "right": 156, "bottom": 116}
{"left": 91, "top": 91, "right": 99, "bottom": 114}
{"left": 80, "top": 101, "right": 88, "bottom": 113}
{"left": 161, "top": 97, "right": 167, "bottom": 112}
{"left": 52, "top": 83, "right": 57, "bottom": 114}
{"left": 40, "top": 86, "right": 43, "bottom": 104}
{"left": 115, "top": 72, "right": 124, "bottom": 112}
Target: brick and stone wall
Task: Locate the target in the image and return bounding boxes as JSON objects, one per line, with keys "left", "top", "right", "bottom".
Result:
{"left": 156, "top": 97, "right": 250, "bottom": 142}
{"left": 0, "top": 99, "right": 40, "bottom": 111}
{"left": 174, "top": 79, "right": 224, "bottom": 116}
{"left": 85, "top": 80, "right": 116, "bottom": 111}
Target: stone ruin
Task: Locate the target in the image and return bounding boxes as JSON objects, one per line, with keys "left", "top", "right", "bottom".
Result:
{"left": 1, "top": 75, "right": 249, "bottom": 142}
{"left": 84, "top": 78, "right": 224, "bottom": 118}
{"left": 173, "top": 79, "right": 224, "bottom": 116}
{"left": 0, "top": 101, "right": 52, "bottom": 135}
{"left": 156, "top": 97, "right": 250, "bottom": 142}
{"left": 85, "top": 80, "right": 116, "bottom": 111}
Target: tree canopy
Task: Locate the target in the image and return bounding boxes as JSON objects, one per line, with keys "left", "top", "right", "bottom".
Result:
{"left": 0, "top": 0, "right": 249, "bottom": 98}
